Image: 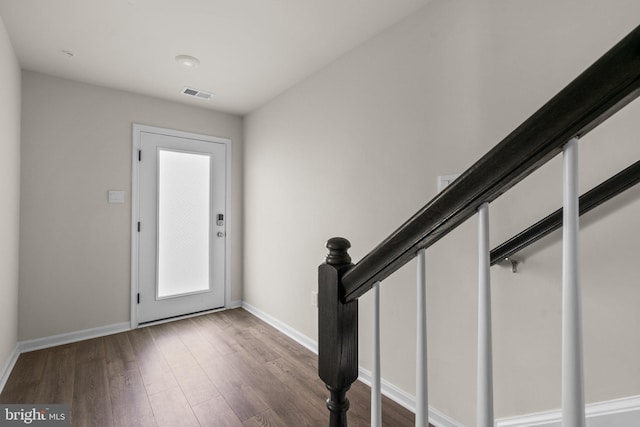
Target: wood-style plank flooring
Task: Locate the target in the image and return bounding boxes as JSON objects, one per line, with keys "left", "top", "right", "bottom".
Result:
{"left": 0, "top": 308, "right": 416, "bottom": 426}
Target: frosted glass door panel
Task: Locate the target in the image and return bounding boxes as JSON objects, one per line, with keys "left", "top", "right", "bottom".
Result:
{"left": 157, "top": 149, "right": 211, "bottom": 299}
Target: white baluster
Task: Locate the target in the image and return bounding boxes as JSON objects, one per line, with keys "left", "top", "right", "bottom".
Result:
{"left": 562, "top": 137, "right": 586, "bottom": 427}
{"left": 416, "top": 249, "right": 429, "bottom": 427}
{"left": 372, "top": 281, "right": 382, "bottom": 427}
{"left": 477, "top": 202, "right": 494, "bottom": 427}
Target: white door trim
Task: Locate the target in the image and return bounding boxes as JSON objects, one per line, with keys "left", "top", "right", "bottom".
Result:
{"left": 131, "top": 124, "right": 232, "bottom": 328}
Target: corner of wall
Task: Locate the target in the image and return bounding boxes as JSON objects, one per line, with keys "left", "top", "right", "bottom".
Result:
{"left": 0, "top": 344, "right": 19, "bottom": 394}
{"left": 0, "top": 13, "right": 22, "bottom": 393}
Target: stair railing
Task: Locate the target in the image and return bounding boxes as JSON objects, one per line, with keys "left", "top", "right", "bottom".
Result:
{"left": 318, "top": 24, "right": 640, "bottom": 427}
{"left": 491, "top": 160, "right": 640, "bottom": 266}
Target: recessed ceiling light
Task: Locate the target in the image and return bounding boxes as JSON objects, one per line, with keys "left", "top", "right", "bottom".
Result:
{"left": 175, "top": 54, "right": 200, "bottom": 68}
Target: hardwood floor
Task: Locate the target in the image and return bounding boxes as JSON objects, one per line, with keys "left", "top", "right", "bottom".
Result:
{"left": 0, "top": 309, "right": 416, "bottom": 426}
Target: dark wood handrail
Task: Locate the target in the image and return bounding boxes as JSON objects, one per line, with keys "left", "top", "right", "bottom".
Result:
{"left": 340, "top": 24, "right": 640, "bottom": 302}
{"left": 490, "top": 160, "right": 640, "bottom": 265}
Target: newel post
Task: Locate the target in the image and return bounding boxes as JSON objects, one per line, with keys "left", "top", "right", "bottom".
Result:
{"left": 318, "top": 237, "right": 358, "bottom": 427}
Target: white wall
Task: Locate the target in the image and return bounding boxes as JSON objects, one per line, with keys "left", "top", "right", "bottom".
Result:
{"left": 244, "top": 0, "right": 640, "bottom": 424}
{"left": 19, "top": 71, "right": 243, "bottom": 341}
{"left": 0, "top": 16, "right": 21, "bottom": 379}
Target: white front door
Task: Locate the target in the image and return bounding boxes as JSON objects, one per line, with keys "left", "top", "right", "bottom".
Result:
{"left": 133, "top": 125, "right": 228, "bottom": 324}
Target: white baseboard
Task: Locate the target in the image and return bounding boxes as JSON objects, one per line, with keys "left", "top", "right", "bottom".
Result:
{"left": 357, "top": 366, "right": 416, "bottom": 412}
{"left": 430, "top": 408, "right": 467, "bottom": 427}
{"left": 496, "top": 395, "right": 640, "bottom": 427}
{"left": 240, "top": 302, "right": 464, "bottom": 427}
{"left": 18, "top": 322, "right": 131, "bottom": 353}
{"left": 241, "top": 302, "right": 318, "bottom": 354}
{"left": 12, "top": 300, "right": 287, "bottom": 355}
{"left": 358, "top": 366, "right": 464, "bottom": 427}
{"left": 228, "top": 299, "right": 243, "bottom": 309}
{"left": 0, "top": 344, "right": 20, "bottom": 394}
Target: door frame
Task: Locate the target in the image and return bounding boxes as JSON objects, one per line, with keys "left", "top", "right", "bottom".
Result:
{"left": 130, "top": 124, "right": 232, "bottom": 328}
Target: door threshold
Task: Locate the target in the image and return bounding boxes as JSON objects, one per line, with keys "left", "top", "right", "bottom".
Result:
{"left": 137, "top": 306, "right": 226, "bottom": 328}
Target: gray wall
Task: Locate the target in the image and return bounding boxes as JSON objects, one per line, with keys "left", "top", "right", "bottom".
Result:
{"left": 0, "top": 16, "right": 21, "bottom": 378}
{"left": 244, "top": 0, "right": 640, "bottom": 424}
{"left": 18, "top": 71, "right": 243, "bottom": 341}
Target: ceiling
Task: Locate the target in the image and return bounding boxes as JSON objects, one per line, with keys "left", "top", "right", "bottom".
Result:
{"left": 0, "top": 0, "right": 431, "bottom": 115}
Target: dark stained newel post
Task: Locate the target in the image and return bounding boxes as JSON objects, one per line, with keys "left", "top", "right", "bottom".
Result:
{"left": 318, "top": 237, "right": 358, "bottom": 427}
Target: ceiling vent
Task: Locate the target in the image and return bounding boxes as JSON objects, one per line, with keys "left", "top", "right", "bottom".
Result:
{"left": 181, "top": 87, "right": 214, "bottom": 100}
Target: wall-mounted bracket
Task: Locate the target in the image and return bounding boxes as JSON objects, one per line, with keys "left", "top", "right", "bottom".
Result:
{"left": 503, "top": 257, "right": 519, "bottom": 273}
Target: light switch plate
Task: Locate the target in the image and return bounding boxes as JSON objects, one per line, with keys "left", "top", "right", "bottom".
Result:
{"left": 437, "top": 174, "right": 460, "bottom": 192}
{"left": 108, "top": 190, "right": 125, "bottom": 204}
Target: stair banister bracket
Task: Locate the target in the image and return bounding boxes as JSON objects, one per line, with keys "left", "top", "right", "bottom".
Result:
{"left": 504, "top": 257, "right": 519, "bottom": 273}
